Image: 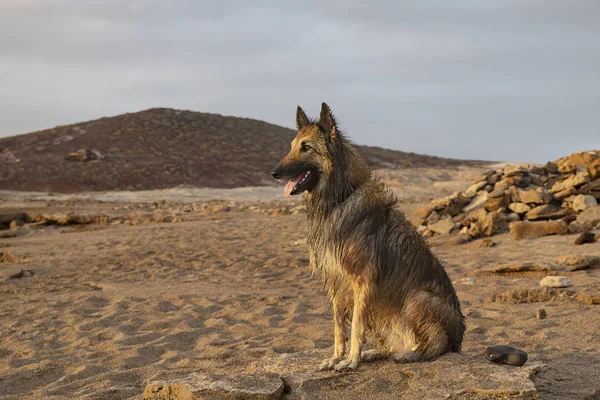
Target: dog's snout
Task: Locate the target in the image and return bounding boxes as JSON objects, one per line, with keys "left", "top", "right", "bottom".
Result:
{"left": 271, "top": 170, "right": 281, "bottom": 180}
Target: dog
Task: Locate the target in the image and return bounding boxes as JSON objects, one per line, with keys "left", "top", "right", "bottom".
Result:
{"left": 271, "top": 103, "right": 465, "bottom": 371}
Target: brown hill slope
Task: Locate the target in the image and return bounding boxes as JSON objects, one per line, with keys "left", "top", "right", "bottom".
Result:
{"left": 0, "top": 108, "right": 488, "bottom": 193}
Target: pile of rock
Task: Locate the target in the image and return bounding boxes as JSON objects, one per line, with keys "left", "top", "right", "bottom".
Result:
{"left": 415, "top": 151, "right": 600, "bottom": 240}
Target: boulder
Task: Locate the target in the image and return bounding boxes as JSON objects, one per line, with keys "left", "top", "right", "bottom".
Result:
{"left": 504, "top": 165, "right": 528, "bottom": 176}
{"left": 463, "top": 192, "right": 488, "bottom": 213}
{"left": 578, "top": 178, "right": 600, "bottom": 194}
{"left": 509, "top": 220, "right": 568, "bottom": 240}
{"left": 414, "top": 207, "right": 433, "bottom": 219}
{"left": 428, "top": 218, "right": 456, "bottom": 235}
{"left": 518, "top": 188, "right": 552, "bottom": 205}
{"left": 544, "top": 161, "right": 559, "bottom": 174}
{"left": 550, "top": 173, "right": 590, "bottom": 193}
{"left": 509, "top": 202, "right": 531, "bottom": 215}
{"left": 484, "top": 194, "right": 509, "bottom": 212}
{"left": 554, "top": 187, "right": 577, "bottom": 200}
{"left": 572, "top": 195, "right": 597, "bottom": 212}
{"left": 576, "top": 206, "right": 600, "bottom": 226}
{"left": 481, "top": 211, "right": 507, "bottom": 237}
{"left": 465, "top": 181, "right": 487, "bottom": 197}
{"left": 525, "top": 204, "right": 571, "bottom": 221}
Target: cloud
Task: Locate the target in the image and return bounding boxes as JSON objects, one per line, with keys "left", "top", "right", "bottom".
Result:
{"left": 0, "top": 0, "right": 598, "bottom": 162}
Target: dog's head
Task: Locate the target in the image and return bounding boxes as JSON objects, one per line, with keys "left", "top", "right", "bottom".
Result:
{"left": 271, "top": 103, "right": 340, "bottom": 197}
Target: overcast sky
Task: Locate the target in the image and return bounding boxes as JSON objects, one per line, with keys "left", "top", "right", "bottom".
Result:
{"left": 1, "top": 0, "right": 598, "bottom": 163}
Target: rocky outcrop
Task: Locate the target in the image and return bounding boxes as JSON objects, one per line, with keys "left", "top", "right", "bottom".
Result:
{"left": 415, "top": 151, "right": 600, "bottom": 240}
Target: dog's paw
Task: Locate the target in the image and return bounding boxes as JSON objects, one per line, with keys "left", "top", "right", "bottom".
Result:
{"left": 318, "top": 357, "right": 340, "bottom": 371}
{"left": 333, "top": 359, "right": 359, "bottom": 372}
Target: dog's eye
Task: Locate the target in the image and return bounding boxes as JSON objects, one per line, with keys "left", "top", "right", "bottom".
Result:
{"left": 301, "top": 143, "right": 311, "bottom": 152}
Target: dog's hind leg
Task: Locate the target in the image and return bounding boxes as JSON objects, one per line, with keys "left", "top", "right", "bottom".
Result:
{"left": 334, "top": 279, "right": 370, "bottom": 371}
{"left": 318, "top": 298, "right": 347, "bottom": 371}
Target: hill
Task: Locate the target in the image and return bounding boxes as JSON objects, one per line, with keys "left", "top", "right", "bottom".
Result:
{"left": 0, "top": 108, "right": 487, "bottom": 193}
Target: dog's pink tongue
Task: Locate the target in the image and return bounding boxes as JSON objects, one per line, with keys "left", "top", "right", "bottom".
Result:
{"left": 284, "top": 180, "right": 297, "bottom": 197}
{"left": 284, "top": 174, "right": 304, "bottom": 197}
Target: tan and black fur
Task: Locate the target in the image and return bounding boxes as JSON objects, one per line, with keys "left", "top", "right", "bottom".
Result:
{"left": 271, "top": 103, "right": 465, "bottom": 371}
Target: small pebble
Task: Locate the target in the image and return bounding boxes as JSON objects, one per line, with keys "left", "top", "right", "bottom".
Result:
{"left": 536, "top": 308, "right": 547, "bottom": 320}
{"left": 540, "top": 276, "right": 572, "bottom": 288}
{"left": 485, "top": 345, "right": 528, "bottom": 366}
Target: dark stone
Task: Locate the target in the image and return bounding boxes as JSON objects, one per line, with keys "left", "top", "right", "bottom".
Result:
{"left": 575, "top": 232, "right": 597, "bottom": 245}
{"left": 8, "top": 269, "right": 35, "bottom": 279}
{"left": 485, "top": 345, "right": 528, "bottom": 366}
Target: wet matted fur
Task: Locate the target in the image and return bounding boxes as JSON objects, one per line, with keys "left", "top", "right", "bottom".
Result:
{"left": 271, "top": 103, "right": 465, "bottom": 371}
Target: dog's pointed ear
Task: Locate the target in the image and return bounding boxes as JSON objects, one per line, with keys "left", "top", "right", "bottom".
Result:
{"left": 319, "top": 102, "right": 338, "bottom": 140}
{"left": 296, "top": 106, "right": 310, "bottom": 130}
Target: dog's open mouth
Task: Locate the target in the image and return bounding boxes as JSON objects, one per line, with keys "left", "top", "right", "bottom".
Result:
{"left": 284, "top": 170, "right": 313, "bottom": 197}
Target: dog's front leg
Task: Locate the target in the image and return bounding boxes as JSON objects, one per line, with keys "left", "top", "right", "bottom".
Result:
{"left": 334, "top": 281, "right": 368, "bottom": 371}
{"left": 318, "top": 299, "right": 346, "bottom": 371}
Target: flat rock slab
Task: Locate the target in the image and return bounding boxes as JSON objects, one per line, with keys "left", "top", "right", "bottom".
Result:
{"left": 553, "top": 255, "right": 600, "bottom": 271}
{"left": 142, "top": 372, "right": 285, "bottom": 400}
{"left": 472, "top": 262, "right": 556, "bottom": 277}
{"left": 240, "top": 351, "right": 544, "bottom": 400}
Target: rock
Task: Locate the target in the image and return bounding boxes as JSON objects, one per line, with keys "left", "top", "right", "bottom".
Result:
{"left": 518, "top": 188, "right": 552, "bottom": 205}
{"left": 467, "top": 222, "right": 482, "bottom": 238}
{"left": 426, "top": 210, "right": 440, "bottom": 224}
{"left": 550, "top": 173, "right": 590, "bottom": 193}
{"left": 488, "top": 189, "right": 505, "bottom": 198}
{"left": 509, "top": 202, "right": 531, "bottom": 215}
{"left": 509, "top": 220, "right": 568, "bottom": 240}
{"left": 485, "top": 345, "right": 528, "bottom": 367}
{"left": 544, "top": 161, "right": 559, "bottom": 174}
{"left": 589, "top": 159, "right": 600, "bottom": 180}
{"left": 504, "top": 165, "right": 528, "bottom": 176}
{"left": 484, "top": 194, "right": 509, "bottom": 212}
{"left": 536, "top": 309, "right": 547, "bottom": 320}
{"left": 573, "top": 288, "right": 600, "bottom": 305}
{"left": 577, "top": 178, "right": 600, "bottom": 194}
{"left": 481, "top": 211, "right": 507, "bottom": 237}
{"left": 8, "top": 269, "right": 35, "bottom": 279}
{"left": 489, "top": 288, "right": 569, "bottom": 304}
{"left": 540, "top": 276, "right": 572, "bottom": 288}
{"left": 553, "top": 255, "right": 600, "bottom": 271}
{"left": 474, "top": 262, "right": 553, "bottom": 276}
{"left": 494, "top": 181, "right": 510, "bottom": 191}
{"left": 414, "top": 207, "right": 432, "bottom": 219}
{"left": 142, "top": 372, "right": 285, "bottom": 400}
{"left": 554, "top": 187, "right": 577, "bottom": 200}
{"left": 572, "top": 194, "right": 597, "bottom": 212}
{"left": 465, "top": 181, "right": 487, "bottom": 197}
{"left": 557, "top": 162, "right": 576, "bottom": 174}
{"left": 428, "top": 218, "right": 455, "bottom": 235}
{"left": 473, "top": 169, "right": 497, "bottom": 183}
{"left": 568, "top": 220, "right": 592, "bottom": 234}
{"left": 463, "top": 192, "right": 488, "bottom": 213}
{"left": 525, "top": 204, "right": 571, "bottom": 221}
{"left": 469, "top": 239, "right": 496, "bottom": 248}
{"left": 530, "top": 174, "right": 547, "bottom": 187}
{"left": 574, "top": 232, "right": 597, "bottom": 245}
{"left": 506, "top": 213, "right": 520, "bottom": 223}
{"left": 576, "top": 206, "right": 600, "bottom": 226}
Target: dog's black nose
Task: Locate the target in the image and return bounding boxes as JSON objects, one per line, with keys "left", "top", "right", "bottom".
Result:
{"left": 271, "top": 171, "right": 281, "bottom": 179}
